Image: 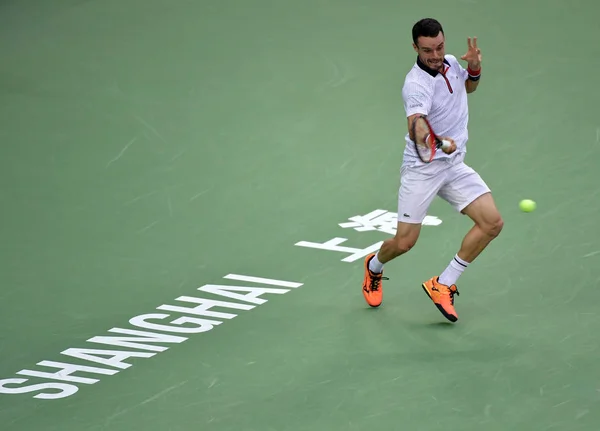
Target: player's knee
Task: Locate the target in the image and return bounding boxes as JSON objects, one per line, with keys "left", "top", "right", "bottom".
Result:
{"left": 393, "top": 236, "right": 418, "bottom": 254}
{"left": 392, "top": 222, "right": 421, "bottom": 255}
{"left": 485, "top": 215, "right": 504, "bottom": 238}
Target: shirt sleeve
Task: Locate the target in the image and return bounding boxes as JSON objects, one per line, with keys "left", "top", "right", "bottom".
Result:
{"left": 402, "top": 80, "right": 432, "bottom": 117}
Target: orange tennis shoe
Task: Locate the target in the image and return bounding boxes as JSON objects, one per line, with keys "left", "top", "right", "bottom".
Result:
{"left": 422, "top": 276, "right": 460, "bottom": 322}
{"left": 362, "top": 253, "right": 387, "bottom": 307}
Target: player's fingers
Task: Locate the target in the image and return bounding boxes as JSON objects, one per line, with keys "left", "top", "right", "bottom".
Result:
{"left": 467, "top": 37, "right": 472, "bottom": 48}
{"left": 473, "top": 37, "right": 478, "bottom": 48}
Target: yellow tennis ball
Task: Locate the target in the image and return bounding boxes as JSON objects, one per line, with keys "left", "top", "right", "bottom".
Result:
{"left": 519, "top": 199, "right": 536, "bottom": 212}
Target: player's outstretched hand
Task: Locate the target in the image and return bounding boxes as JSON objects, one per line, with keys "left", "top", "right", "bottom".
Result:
{"left": 460, "top": 37, "right": 481, "bottom": 70}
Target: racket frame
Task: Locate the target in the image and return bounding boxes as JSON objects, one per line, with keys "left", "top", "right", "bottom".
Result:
{"left": 411, "top": 114, "right": 445, "bottom": 163}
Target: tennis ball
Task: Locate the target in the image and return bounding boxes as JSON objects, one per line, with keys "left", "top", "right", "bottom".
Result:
{"left": 519, "top": 199, "right": 536, "bottom": 212}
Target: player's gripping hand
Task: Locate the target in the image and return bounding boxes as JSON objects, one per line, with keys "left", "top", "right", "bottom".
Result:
{"left": 439, "top": 137, "right": 457, "bottom": 154}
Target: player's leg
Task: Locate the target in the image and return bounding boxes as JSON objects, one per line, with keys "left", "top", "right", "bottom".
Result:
{"left": 422, "top": 160, "right": 502, "bottom": 321}
{"left": 362, "top": 222, "right": 420, "bottom": 307}
{"left": 455, "top": 192, "right": 503, "bottom": 262}
{"left": 362, "top": 164, "right": 445, "bottom": 307}
{"left": 371, "top": 221, "right": 421, "bottom": 267}
{"left": 438, "top": 164, "right": 503, "bottom": 285}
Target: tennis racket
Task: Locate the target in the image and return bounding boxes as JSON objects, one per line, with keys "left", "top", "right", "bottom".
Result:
{"left": 411, "top": 114, "right": 451, "bottom": 163}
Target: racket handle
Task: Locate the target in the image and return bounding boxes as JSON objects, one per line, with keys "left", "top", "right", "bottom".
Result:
{"left": 441, "top": 139, "right": 451, "bottom": 150}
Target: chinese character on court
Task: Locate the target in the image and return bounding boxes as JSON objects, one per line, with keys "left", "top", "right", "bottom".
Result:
{"left": 293, "top": 209, "right": 443, "bottom": 263}
{"left": 338, "top": 209, "right": 441, "bottom": 235}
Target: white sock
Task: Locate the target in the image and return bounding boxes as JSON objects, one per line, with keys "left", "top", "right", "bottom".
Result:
{"left": 368, "top": 253, "right": 384, "bottom": 274}
{"left": 438, "top": 254, "right": 469, "bottom": 286}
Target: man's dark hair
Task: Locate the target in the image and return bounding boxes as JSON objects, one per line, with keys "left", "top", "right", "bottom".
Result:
{"left": 412, "top": 18, "right": 444, "bottom": 45}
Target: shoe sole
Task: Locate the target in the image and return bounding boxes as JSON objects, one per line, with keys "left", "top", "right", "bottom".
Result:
{"left": 421, "top": 283, "right": 458, "bottom": 323}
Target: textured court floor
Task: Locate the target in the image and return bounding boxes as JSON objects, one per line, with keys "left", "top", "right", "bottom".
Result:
{"left": 1, "top": 0, "right": 600, "bottom": 430}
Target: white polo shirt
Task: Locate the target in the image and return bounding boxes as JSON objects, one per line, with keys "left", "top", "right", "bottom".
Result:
{"left": 401, "top": 54, "right": 470, "bottom": 166}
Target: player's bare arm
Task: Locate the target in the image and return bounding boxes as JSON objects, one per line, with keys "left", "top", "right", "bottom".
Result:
{"left": 407, "top": 113, "right": 422, "bottom": 142}
{"left": 461, "top": 37, "right": 481, "bottom": 94}
{"left": 407, "top": 113, "right": 457, "bottom": 154}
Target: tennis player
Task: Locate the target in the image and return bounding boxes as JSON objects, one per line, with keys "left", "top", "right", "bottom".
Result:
{"left": 361, "top": 18, "right": 503, "bottom": 322}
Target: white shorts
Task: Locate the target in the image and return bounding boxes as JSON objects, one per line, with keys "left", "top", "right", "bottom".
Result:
{"left": 397, "top": 153, "right": 491, "bottom": 224}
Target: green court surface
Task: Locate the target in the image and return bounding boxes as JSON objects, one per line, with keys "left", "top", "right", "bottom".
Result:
{"left": 2, "top": 0, "right": 600, "bottom": 430}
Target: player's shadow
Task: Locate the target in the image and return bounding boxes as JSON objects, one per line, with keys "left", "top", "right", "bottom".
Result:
{"left": 359, "top": 303, "right": 458, "bottom": 328}
{"left": 423, "top": 321, "right": 455, "bottom": 329}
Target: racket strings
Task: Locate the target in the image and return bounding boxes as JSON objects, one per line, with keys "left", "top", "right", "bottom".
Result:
{"left": 413, "top": 117, "right": 434, "bottom": 161}
{"left": 413, "top": 120, "right": 430, "bottom": 145}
